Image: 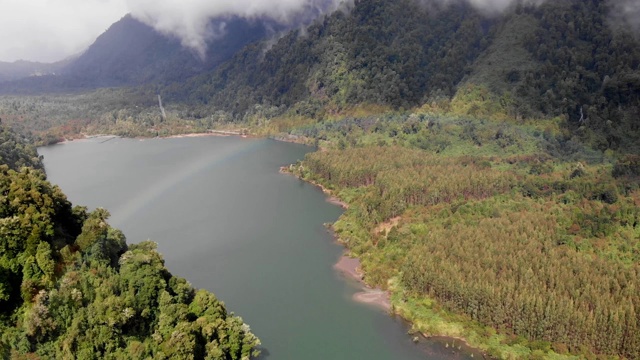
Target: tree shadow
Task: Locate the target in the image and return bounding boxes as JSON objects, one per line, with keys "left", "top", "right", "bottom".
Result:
{"left": 256, "top": 346, "right": 271, "bottom": 359}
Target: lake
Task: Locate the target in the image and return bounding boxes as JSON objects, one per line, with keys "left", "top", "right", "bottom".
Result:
{"left": 39, "top": 136, "right": 478, "bottom": 360}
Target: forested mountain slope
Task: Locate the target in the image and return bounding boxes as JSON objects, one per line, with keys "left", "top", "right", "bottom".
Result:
{"left": 166, "top": 0, "right": 640, "bottom": 152}
{"left": 63, "top": 15, "right": 281, "bottom": 88}
{"left": 0, "top": 127, "right": 260, "bottom": 359}
{"left": 176, "top": 0, "right": 493, "bottom": 114}
{"left": 2, "top": 0, "right": 638, "bottom": 154}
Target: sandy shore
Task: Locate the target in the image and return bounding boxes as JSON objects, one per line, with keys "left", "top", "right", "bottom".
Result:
{"left": 333, "top": 254, "right": 487, "bottom": 358}
{"left": 56, "top": 135, "right": 118, "bottom": 145}
{"left": 163, "top": 130, "right": 245, "bottom": 139}
{"left": 333, "top": 255, "right": 392, "bottom": 311}
{"left": 279, "top": 166, "right": 389, "bottom": 309}
{"left": 55, "top": 131, "right": 248, "bottom": 145}
{"left": 334, "top": 256, "right": 363, "bottom": 280}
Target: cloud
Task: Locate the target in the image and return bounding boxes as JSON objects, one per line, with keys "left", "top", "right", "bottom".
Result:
{"left": 126, "top": 0, "right": 347, "bottom": 59}
{"left": 423, "top": 0, "right": 547, "bottom": 14}
{"left": 609, "top": 0, "right": 640, "bottom": 35}
{"left": 0, "top": 0, "right": 128, "bottom": 62}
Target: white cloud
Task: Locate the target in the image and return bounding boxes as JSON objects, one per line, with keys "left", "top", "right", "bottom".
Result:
{"left": 610, "top": 0, "right": 640, "bottom": 35}
{"left": 1, "top": 0, "right": 632, "bottom": 63}
{"left": 425, "top": 0, "right": 547, "bottom": 14}
{"left": 0, "top": 0, "right": 129, "bottom": 62}
{"left": 126, "top": 0, "right": 346, "bottom": 59}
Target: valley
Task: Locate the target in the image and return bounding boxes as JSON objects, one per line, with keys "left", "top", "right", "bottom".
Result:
{"left": 1, "top": 0, "right": 639, "bottom": 359}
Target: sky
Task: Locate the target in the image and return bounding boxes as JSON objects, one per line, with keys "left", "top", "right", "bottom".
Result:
{"left": 1, "top": 0, "right": 638, "bottom": 63}
{"left": 0, "top": 0, "right": 342, "bottom": 63}
{"left": 0, "top": 0, "right": 129, "bottom": 63}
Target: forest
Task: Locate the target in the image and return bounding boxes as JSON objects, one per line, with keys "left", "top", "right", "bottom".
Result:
{"left": 0, "top": 127, "right": 260, "bottom": 359}
{"left": 289, "top": 113, "right": 640, "bottom": 359}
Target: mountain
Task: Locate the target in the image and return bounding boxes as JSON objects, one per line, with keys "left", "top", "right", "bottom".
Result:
{"left": 0, "top": 14, "right": 282, "bottom": 92}
{"left": 167, "top": 0, "right": 640, "bottom": 151}
{"left": 0, "top": 59, "right": 70, "bottom": 82}
{"left": 2, "top": 0, "right": 638, "bottom": 153}
{"left": 63, "top": 14, "right": 282, "bottom": 87}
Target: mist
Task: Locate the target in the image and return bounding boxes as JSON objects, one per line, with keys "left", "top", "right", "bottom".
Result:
{"left": 610, "top": 0, "right": 640, "bottom": 35}
{"left": 126, "top": 0, "right": 348, "bottom": 59}
{"left": 3, "top": 0, "right": 637, "bottom": 64}
{"left": 127, "top": 0, "right": 551, "bottom": 59}
{"left": 0, "top": 0, "right": 128, "bottom": 63}
{"left": 423, "top": 0, "right": 548, "bottom": 14}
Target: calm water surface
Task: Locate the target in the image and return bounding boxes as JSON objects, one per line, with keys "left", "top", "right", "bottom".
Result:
{"left": 39, "top": 136, "right": 478, "bottom": 360}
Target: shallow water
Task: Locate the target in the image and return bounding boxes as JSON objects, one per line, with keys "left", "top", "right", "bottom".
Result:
{"left": 39, "top": 136, "right": 479, "bottom": 360}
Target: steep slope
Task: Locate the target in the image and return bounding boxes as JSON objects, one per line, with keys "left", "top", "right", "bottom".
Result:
{"left": 176, "top": 0, "right": 493, "bottom": 114}
{"left": 0, "top": 14, "right": 280, "bottom": 92}
{"left": 166, "top": 0, "right": 639, "bottom": 152}
{"left": 64, "top": 14, "right": 280, "bottom": 87}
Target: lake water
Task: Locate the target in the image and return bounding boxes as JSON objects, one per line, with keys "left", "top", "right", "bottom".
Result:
{"left": 39, "top": 136, "right": 478, "bottom": 360}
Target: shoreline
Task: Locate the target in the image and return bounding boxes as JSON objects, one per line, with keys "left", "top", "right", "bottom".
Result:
{"left": 53, "top": 129, "right": 309, "bottom": 147}
{"left": 54, "top": 129, "right": 487, "bottom": 358}
{"left": 284, "top": 166, "right": 491, "bottom": 359}
{"left": 333, "top": 255, "right": 393, "bottom": 311}
{"left": 50, "top": 130, "right": 250, "bottom": 146}
{"left": 162, "top": 130, "right": 247, "bottom": 139}
{"left": 329, "top": 211, "right": 490, "bottom": 359}
{"left": 279, "top": 165, "right": 349, "bottom": 209}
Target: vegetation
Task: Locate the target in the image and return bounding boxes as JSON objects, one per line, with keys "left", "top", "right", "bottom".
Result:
{"left": 0, "top": 0, "right": 639, "bottom": 359}
{"left": 2, "top": 1, "right": 639, "bottom": 154}
{"left": 0, "top": 127, "right": 261, "bottom": 359}
{"left": 287, "top": 111, "right": 640, "bottom": 359}
{"left": 0, "top": 126, "right": 43, "bottom": 171}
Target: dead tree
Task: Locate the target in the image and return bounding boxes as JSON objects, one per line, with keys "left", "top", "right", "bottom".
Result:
{"left": 158, "top": 95, "right": 167, "bottom": 121}
{"left": 579, "top": 105, "right": 588, "bottom": 125}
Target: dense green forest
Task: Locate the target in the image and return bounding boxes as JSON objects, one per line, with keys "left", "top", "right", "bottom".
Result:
{"left": 289, "top": 113, "right": 640, "bottom": 359}
{"left": 1, "top": 0, "right": 639, "bottom": 359}
{"left": 0, "top": 127, "right": 260, "bottom": 359}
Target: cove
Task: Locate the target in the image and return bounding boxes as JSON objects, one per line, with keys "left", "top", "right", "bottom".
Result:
{"left": 39, "top": 136, "right": 478, "bottom": 360}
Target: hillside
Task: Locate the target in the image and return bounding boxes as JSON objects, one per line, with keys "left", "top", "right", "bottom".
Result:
{"left": 160, "top": 0, "right": 639, "bottom": 152}
{"left": 0, "top": 60, "right": 69, "bottom": 83}
{"left": 64, "top": 14, "right": 282, "bottom": 87}
{"left": 2, "top": 0, "right": 639, "bottom": 153}
{"left": 0, "top": 127, "right": 261, "bottom": 358}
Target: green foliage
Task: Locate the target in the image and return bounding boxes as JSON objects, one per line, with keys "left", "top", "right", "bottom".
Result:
{"left": 516, "top": 1, "right": 640, "bottom": 152}
{"left": 300, "top": 142, "right": 640, "bottom": 359}
{"left": 0, "top": 126, "right": 43, "bottom": 171}
{"left": 612, "top": 154, "right": 640, "bottom": 179}
{"left": 176, "top": 0, "right": 492, "bottom": 116}
{"left": 1, "top": 0, "right": 639, "bottom": 158}
{"left": 0, "top": 128, "right": 260, "bottom": 358}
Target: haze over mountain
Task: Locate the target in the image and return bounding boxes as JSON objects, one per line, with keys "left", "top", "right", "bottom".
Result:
{"left": 63, "top": 14, "right": 284, "bottom": 87}
{"left": 0, "top": 14, "right": 285, "bottom": 92}
{"left": 2, "top": 1, "right": 640, "bottom": 359}
{"left": 0, "top": 59, "right": 71, "bottom": 83}
{"left": 0, "top": 0, "right": 350, "bottom": 91}
{"left": 153, "top": 0, "right": 636, "bottom": 151}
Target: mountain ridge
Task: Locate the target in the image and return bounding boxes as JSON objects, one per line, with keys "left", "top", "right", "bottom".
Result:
{"left": 0, "top": 14, "right": 283, "bottom": 92}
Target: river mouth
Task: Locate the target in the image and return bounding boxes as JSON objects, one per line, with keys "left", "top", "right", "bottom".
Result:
{"left": 39, "top": 136, "right": 480, "bottom": 360}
